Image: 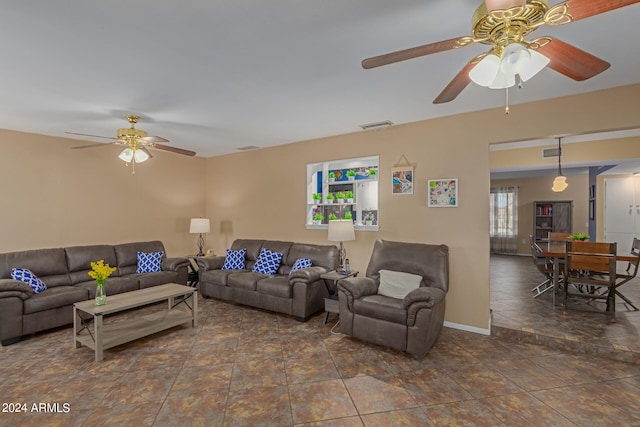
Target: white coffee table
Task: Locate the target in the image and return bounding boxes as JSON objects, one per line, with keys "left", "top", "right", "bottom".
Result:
{"left": 73, "top": 283, "right": 197, "bottom": 361}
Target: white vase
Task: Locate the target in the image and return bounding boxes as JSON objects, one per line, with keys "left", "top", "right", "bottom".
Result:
{"left": 348, "top": 176, "right": 355, "bottom": 181}
{"left": 337, "top": 198, "right": 344, "bottom": 204}
{"left": 347, "top": 198, "right": 354, "bottom": 204}
{"left": 365, "top": 220, "right": 373, "bottom": 226}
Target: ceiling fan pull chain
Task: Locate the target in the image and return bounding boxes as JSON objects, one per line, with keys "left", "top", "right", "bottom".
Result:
{"left": 505, "top": 87, "right": 510, "bottom": 115}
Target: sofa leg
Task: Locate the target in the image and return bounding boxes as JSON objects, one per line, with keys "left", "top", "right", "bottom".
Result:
{"left": 294, "top": 316, "right": 309, "bottom": 322}
{"left": 1, "top": 336, "right": 21, "bottom": 346}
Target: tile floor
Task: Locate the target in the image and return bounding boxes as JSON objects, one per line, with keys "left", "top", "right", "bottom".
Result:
{"left": 0, "top": 267, "right": 638, "bottom": 426}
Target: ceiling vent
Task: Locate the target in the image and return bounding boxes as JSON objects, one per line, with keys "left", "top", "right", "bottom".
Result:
{"left": 359, "top": 120, "right": 393, "bottom": 130}
{"left": 542, "top": 147, "right": 562, "bottom": 158}
{"left": 236, "top": 145, "right": 260, "bottom": 151}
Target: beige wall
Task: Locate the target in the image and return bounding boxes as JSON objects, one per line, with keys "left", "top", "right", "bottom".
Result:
{"left": 491, "top": 175, "right": 589, "bottom": 255}
{"left": 205, "top": 83, "right": 640, "bottom": 332}
{"left": 0, "top": 129, "right": 207, "bottom": 256}
{"left": 1, "top": 83, "right": 638, "bottom": 332}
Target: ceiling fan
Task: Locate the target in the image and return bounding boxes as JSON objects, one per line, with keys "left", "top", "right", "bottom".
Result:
{"left": 362, "top": 0, "right": 640, "bottom": 104}
{"left": 67, "top": 115, "right": 196, "bottom": 173}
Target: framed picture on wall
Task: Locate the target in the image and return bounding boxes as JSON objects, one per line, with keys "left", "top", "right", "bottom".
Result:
{"left": 428, "top": 178, "right": 458, "bottom": 207}
{"left": 392, "top": 166, "right": 413, "bottom": 195}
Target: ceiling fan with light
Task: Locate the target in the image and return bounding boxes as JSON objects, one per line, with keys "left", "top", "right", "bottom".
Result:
{"left": 67, "top": 115, "right": 196, "bottom": 173}
{"left": 362, "top": 0, "right": 640, "bottom": 106}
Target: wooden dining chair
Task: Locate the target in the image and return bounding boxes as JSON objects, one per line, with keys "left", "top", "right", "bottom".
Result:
{"left": 529, "top": 235, "right": 555, "bottom": 298}
{"left": 613, "top": 237, "right": 640, "bottom": 311}
{"left": 563, "top": 241, "right": 618, "bottom": 322}
{"left": 549, "top": 232, "right": 571, "bottom": 242}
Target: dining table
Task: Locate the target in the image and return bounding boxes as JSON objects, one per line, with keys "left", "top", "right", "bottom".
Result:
{"left": 541, "top": 241, "right": 638, "bottom": 306}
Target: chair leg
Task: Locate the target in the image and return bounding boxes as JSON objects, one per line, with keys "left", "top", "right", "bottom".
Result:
{"left": 531, "top": 278, "right": 553, "bottom": 298}
{"left": 615, "top": 290, "right": 638, "bottom": 311}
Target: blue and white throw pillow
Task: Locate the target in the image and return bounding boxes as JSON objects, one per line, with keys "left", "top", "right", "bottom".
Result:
{"left": 222, "top": 248, "right": 247, "bottom": 270}
{"left": 291, "top": 257, "right": 312, "bottom": 272}
{"left": 11, "top": 268, "right": 47, "bottom": 293}
{"left": 136, "top": 251, "right": 164, "bottom": 273}
{"left": 252, "top": 248, "right": 283, "bottom": 275}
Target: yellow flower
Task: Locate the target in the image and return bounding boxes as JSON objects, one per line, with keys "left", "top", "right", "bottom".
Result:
{"left": 88, "top": 260, "right": 117, "bottom": 285}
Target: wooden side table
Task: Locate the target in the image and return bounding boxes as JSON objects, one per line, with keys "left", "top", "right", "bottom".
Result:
{"left": 321, "top": 270, "right": 358, "bottom": 324}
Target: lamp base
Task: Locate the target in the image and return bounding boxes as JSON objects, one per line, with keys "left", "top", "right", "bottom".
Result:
{"left": 197, "top": 234, "right": 205, "bottom": 257}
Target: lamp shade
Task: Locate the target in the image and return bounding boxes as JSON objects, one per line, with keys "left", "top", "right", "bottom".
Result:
{"left": 189, "top": 218, "right": 210, "bottom": 234}
{"left": 552, "top": 175, "right": 568, "bottom": 192}
{"left": 327, "top": 220, "right": 355, "bottom": 242}
{"left": 469, "top": 53, "right": 500, "bottom": 87}
{"left": 134, "top": 148, "right": 150, "bottom": 163}
{"left": 118, "top": 148, "right": 134, "bottom": 162}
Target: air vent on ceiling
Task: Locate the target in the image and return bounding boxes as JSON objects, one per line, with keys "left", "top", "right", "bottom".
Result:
{"left": 359, "top": 120, "right": 393, "bottom": 130}
{"left": 236, "top": 145, "right": 260, "bottom": 151}
{"left": 542, "top": 147, "right": 561, "bottom": 158}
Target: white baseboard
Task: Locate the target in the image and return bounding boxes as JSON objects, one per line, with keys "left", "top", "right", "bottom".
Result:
{"left": 444, "top": 321, "right": 491, "bottom": 336}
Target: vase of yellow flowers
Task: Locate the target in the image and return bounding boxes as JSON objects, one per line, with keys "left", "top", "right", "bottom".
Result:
{"left": 88, "top": 260, "right": 117, "bottom": 306}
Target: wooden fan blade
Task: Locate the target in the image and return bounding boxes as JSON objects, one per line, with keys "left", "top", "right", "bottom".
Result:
{"left": 563, "top": 0, "right": 640, "bottom": 22}
{"left": 140, "top": 135, "right": 170, "bottom": 143}
{"left": 433, "top": 60, "right": 475, "bottom": 104}
{"left": 362, "top": 37, "right": 463, "bottom": 69}
{"left": 70, "top": 142, "right": 116, "bottom": 149}
{"left": 65, "top": 132, "right": 117, "bottom": 140}
{"left": 535, "top": 38, "right": 610, "bottom": 81}
{"left": 150, "top": 143, "right": 196, "bottom": 156}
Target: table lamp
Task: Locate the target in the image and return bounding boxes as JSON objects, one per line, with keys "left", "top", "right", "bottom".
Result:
{"left": 328, "top": 219, "right": 355, "bottom": 271}
{"left": 189, "top": 218, "right": 210, "bottom": 256}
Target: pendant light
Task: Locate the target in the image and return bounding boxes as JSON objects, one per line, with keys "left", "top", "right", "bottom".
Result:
{"left": 552, "top": 137, "right": 568, "bottom": 192}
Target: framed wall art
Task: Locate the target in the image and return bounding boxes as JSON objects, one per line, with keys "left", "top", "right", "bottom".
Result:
{"left": 392, "top": 166, "right": 413, "bottom": 195}
{"left": 428, "top": 178, "right": 458, "bottom": 207}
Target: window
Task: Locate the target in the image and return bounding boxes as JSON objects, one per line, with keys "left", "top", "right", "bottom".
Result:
{"left": 490, "top": 186, "right": 518, "bottom": 253}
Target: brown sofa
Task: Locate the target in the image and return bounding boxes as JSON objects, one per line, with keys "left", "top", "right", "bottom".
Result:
{"left": 197, "top": 239, "right": 339, "bottom": 321}
{"left": 338, "top": 239, "right": 449, "bottom": 358}
{"left": 0, "top": 241, "right": 189, "bottom": 345}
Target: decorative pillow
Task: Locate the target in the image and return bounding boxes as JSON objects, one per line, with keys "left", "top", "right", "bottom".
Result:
{"left": 136, "top": 251, "right": 164, "bottom": 273}
{"left": 252, "top": 248, "right": 284, "bottom": 275}
{"left": 222, "top": 248, "right": 247, "bottom": 270}
{"left": 290, "top": 257, "right": 312, "bottom": 272}
{"left": 377, "top": 269, "right": 422, "bottom": 300}
{"left": 11, "top": 268, "right": 47, "bottom": 293}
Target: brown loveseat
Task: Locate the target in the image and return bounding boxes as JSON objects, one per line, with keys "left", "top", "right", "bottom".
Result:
{"left": 338, "top": 239, "right": 449, "bottom": 358}
{"left": 197, "top": 239, "right": 339, "bottom": 321}
{"left": 0, "top": 241, "right": 189, "bottom": 345}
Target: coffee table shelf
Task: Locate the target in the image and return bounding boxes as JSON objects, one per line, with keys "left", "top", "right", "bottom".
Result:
{"left": 73, "top": 283, "right": 197, "bottom": 361}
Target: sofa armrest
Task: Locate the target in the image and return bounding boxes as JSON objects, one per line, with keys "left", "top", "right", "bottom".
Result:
{"left": 197, "top": 256, "right": 225, "bottom": 272}
{"left": 403, "top": 286, "right": 446, "bottom": 309}
{"left": 0, "top": 279, "right": 34, "bottom": 300}
{"left": 338, "top": 277, "right": 378, "bottom": 301}
{"left": 288, "top": 266, "right": 328, "bottom": 285}
{"left": 162, "top": 257, "right": 190, "bottom": 271}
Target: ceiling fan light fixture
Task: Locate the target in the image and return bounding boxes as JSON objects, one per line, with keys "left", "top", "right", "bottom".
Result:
{"left": 518, "top": 49, "right": 550, "bottom": 82}
{"left": 484, "top": 0, "right": 525, "bottom": 12}
{"left": 118, "top": 147, "right": 134, "bottom": 162}
{"left": 499, "top": 43, "right": 531, "bottom": 76}
{"left": 469, "top": 54, "right": 501, "bottom": 87}
{"left": 134, "top": 148, "right": 150, "bottom": 163}
{"left": 488, "top": 70, "right": 515, "bottom": 89}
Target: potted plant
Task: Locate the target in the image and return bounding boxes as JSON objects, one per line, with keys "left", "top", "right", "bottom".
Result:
{"left": 326, "top": 193, "right": 335, "bottom": 203}
{"left": 346, "top": 190, "right": 354, "bottom": 203}
{"left": 312, "top": 193, "right": 322, "bottom": 204}
{"left": 346, "top": 170, "right": 357, "bottom": 181}
{"left": 329, "top": 212, "right": 337, "bottom": 221}
{"left": 344, "top": 210, "right": 353, "bottom": 220}
{"left": 335, "top": 192, "right": 345, "bottom": 203}
{"left": 312, "top": 212, "right": 323, "bottom": 225}
{"left": 368, "top": 168, "right": 377, "bottom": 180}
{"left": 569, "top": 232, "right": 590, "bottom": 241}
{"left": 364, "top": 213, "right": 373, "bottom": 226}
{"left": 328, "top": 172, "right": 336, "bottom": 183}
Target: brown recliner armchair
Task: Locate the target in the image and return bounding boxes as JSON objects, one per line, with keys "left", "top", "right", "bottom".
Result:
{"left": 337, "top": 239, "right": 449, "bottom": 358}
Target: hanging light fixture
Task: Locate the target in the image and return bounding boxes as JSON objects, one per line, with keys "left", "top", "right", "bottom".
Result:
{"left": 469, "top": 44, "right": 549, "bottom": 89}
{"left": 552, "top": 137, "right": 568, "bottom": 192}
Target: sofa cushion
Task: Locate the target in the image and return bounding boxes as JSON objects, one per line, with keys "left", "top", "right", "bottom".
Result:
{"left": 230, "top": 239, "right": 264, "bottom": 262}
{"left": 0, "top": 248, "right": 70, "bottom": 288}
{"left": 23, "top": 286, "right": 89, "bottom": 314}
{"left": 200, "top": 269, "right": 237, "bottom": 286}
{"left": 76, "top": 276, "right": 140, "bottom": 298}
{"left": 252, "top": 248, "right": 283, "bottom": 275}
{"left": 134, "top": 271, "right": 179, "bottom": 289}
{"left": 66, "top": 245, "right": 119, "bottom": 284}
{"left": 227, "top": 272, "right": 263, "bottom": 291}
{"left": 11, "top": 268, "right": 47, "bottom": 293}
{"left": 136, "top": 251, "right": 164, "bottom": 273}
{"left": 257, "top": 276, "right": 292, "bottom": 298}
{"left": 114, "top": 241, "right": 166, "bottom": 275}
{"left": 377, "top": 269, "right": 422, "bottom": 300}
{"left": 287, "top": 243, "right": 338, "bottom": 270}
{"left": 290, "top": 258, "right": 312, "bottom": 273}
{"left": 222, "top": 248, "right": 247, "bottom": 270}
{"left": 353, "top": 294, "right": 407, "bottom": 325}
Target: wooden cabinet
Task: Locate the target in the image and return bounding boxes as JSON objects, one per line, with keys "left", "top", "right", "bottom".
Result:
{"left": 533, "top": 201, "right": 572, "bottom": 243}
{"left": 604, "top": 178, "right": 640, "bottom": 254}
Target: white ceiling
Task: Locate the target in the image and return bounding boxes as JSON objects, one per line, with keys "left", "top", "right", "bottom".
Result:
{"left": 1, "top": 1, "right": 639, "bottom": 158}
